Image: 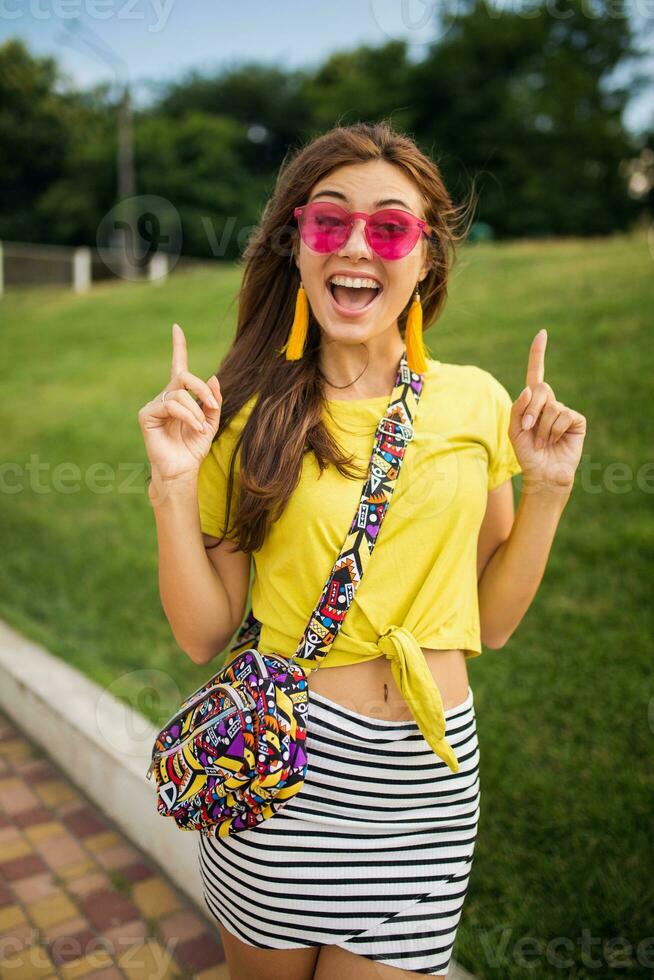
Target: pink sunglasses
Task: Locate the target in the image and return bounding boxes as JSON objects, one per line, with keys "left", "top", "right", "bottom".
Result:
{"left": 294, "top": 201, "right": 432, "bottom": 260}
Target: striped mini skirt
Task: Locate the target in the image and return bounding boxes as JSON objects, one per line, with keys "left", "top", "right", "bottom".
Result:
{"left": 198, "top": 683, "right": 480, "bottom": 977}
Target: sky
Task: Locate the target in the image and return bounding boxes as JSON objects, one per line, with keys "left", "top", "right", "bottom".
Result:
{"left": 1, "top": 0, "right": 652, "bottom": 135}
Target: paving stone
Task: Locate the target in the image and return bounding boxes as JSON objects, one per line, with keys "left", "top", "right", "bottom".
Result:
{"left": 59, "top": 948, "right": 115, "bottom": 978}
{"left": 34, "top": 779, "right": 78, "bottom": 807}
{"left": 131, "top": 877, "right": 181, "bottom": 920}
{"left": 83, "top": 969, "right": 124, "bottom": 979}
{"left": 117, "top": 938, "right": 179, "bottom": 979}
{"left": 41, "top": 915, "right": 89, "bottom": 941}
{"left": 0, "top": 709, "right": 229, "bottom": 980}
{"left": 95, "top": 843, "right": 142, "bottom": 871}
{"left": 35, "top": 831, "right": 88, "bottom": 871}
{"left": 61, "top": 807, "right": 111, "bottom": 839}
{"left": 103, "top": 918, "right": 149, "bottom": 955}
{"left": 0, "top": 852, "right": 49, "bottom": 881}
{"left": 158, "top": 908, "right": 206, "bottom": 945}
{"left": 0, "top": 836, "right": 31, "bottom": 862}
{"left": 0, "top": 776, "right": 23, "bottom": 798}
{"left": 79, "top": 888, "right": 141, "bottom": 932}
{"left": 14, "top": 759, "right": 58, "bottom": 783}
{"left": 13, "top": 806, "right": 55, "bottom": 829}
{"left": 0, "top": 880, "right": 13, "bottom": 908}
{"left": 48, "top": 927, "right": 104, "bottom": 967}
{"left": 26, "top": 890, "right": 80, "bottom": 929}
{"left": 0, "top": 903, "right": 27, "bottom": 932}
{"left": 0, "top": 920, "right": 37, "bottom": 954}
{"left": 0, "top": 940, "right": 55, "bottom": 978}
{"left": 0, "top": 825, "right": 22, "bottom": 846}
{"left": 0, "top": 737, "right": 34, "bottom": 762}
{"left": 56, "top": 797, "right": 91, "bottom": 817}
{"left": 1, "top": 782, "right": 41, "bottom": 816}
{"left": 174, "top": 931, "right": 226, "bottom": 972}
{"left": 12, "top": 871, "right": 59, "bottom": 904}
{"left": 24, "top": 821, "right": 67, "bottom": 843}
{"left": 119, "top": 861, "right": 155, "bottom": 884}
{"left": 65, "top": 871, "right": 111, "bottom": 898}
{"left": 58, "top": 859, "right": 97, "bottom": 881}
{"left": 84, "top": 831, "right": 122, "bottom": 854}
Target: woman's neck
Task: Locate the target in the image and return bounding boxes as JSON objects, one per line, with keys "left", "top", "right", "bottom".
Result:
{"left": 318, "top": 331, "right": 404, "bottom": 400}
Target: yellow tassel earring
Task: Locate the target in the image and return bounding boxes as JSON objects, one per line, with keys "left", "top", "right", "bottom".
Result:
{"left": 405, "top": 285, "right": 429, "bottom": 374}
{"left": 279, "top": 281, "right": 309, "bottom": 360}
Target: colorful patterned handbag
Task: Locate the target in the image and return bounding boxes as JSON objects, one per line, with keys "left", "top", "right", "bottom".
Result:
{"left": 146, "top": 349, "right": 423, "bottom": 838}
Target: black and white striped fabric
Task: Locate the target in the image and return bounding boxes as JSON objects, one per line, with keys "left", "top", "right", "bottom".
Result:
{"left": 198, "top": 685, "right": 480, "bottom": 976}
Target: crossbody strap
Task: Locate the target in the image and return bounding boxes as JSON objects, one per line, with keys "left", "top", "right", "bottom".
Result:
{"left": 228, "top": 348, "right": 423, "bottom": 667}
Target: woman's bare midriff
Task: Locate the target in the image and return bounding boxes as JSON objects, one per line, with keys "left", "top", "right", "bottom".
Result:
{"left": 307, "top": 648, "right": 470, "bottom": 721}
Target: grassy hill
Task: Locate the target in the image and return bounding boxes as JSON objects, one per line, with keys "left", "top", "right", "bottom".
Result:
{"left": 1, "top": 231, "right": 652, "bottom": 978}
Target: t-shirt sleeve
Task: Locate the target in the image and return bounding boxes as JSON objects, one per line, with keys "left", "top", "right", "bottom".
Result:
{"left": 486, "top": 374, "right": 523, "bottom": 490}
{"left": 196, "top": 433, "right": 239, "bottom": 539}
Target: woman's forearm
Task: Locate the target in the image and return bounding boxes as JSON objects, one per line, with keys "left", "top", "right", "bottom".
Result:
{"left": 478, "top": 481, "right": 572, "bottom": 648}
{"left": 148, "top": 474, "right": 235, "bottom": 664}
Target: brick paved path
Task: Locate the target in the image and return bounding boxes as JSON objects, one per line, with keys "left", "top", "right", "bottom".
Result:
{"left": 0, "top": 710, "right": 228, "bottom": 979}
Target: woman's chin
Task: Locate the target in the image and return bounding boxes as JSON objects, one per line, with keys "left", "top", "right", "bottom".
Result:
{"left": 319, "top": 318, "right": 376, "bottom": 344}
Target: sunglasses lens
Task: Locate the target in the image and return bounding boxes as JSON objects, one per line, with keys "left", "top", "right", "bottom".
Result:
{"left": 368, "top": 211, "right": 421, "bottom": 259}
{"left": 299, "top": 203, "right": 348, "bottom": 253}
{"left": 297, "top": 204, "right": 423, "bottom": 259}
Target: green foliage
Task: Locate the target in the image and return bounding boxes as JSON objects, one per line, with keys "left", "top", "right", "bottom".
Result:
{"left": 134, "top": 112, "right": 257, "bottom": 258}
{"left": 303, "top": 41, "right": 414, "bottom": 133}
{"left": 410, "top": 0, "right": 643, "bottom": 235}
{"left": 0, "top": 39, "right": 69, "bottom": 240}
{"left": 158, "top": 62, "right": 314, "bottom": 172}
{"left": 0, "top": 0, "right": 649, "bottom": 252}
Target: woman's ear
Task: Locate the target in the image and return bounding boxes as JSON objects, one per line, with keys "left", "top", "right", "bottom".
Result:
{"left": 290, "top": 237, "right": 300, "bottom": 271}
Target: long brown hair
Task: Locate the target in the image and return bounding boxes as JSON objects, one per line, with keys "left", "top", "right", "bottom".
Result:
{"left": 211, "top": 120, "right": 476, "bottom": 554}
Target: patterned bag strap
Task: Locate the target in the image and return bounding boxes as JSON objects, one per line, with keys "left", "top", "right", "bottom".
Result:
{"left": 228, "top": 348, "right": 423, "bottom": 669}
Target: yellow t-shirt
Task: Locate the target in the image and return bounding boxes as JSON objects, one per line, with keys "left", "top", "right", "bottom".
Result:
{"left": 196, "top": 357, "right": 522, "bottom": 770}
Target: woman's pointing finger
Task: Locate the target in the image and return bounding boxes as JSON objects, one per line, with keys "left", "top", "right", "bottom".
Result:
{"left": 170, "top": 322, "right": 189, "bottom": 381}
{"left": 526, "top": 328, "right": 547, "bottom": 391}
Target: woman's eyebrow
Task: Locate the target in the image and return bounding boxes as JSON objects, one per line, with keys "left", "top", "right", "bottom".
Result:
{"left": 308, "top": 188, "right": 415, "bottom": 211}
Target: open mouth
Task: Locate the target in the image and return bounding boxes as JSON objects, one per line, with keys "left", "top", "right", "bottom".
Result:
{"left": 326, "top": 276, "right": 383, "bottom": 316}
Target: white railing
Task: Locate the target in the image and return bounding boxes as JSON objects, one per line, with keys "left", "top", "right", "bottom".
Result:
{"left": 0, "top": 240, "right": 172, "bottom": 295}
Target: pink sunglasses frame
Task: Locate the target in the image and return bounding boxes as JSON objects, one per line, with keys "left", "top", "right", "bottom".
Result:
{"left": 293, "top": 202, "right": 432, "bottom": 259}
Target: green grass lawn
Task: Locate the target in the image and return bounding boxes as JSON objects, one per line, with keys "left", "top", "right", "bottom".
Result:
{"left": 1, "top": 232, "right": 652, "bottom": 978}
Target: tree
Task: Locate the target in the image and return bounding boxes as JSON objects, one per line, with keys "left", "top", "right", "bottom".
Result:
{"left": 408, "top": 0, "right": 642, "bottom": 235}
{"left": 0, "top": 40, "right": 69, "bottom": 241}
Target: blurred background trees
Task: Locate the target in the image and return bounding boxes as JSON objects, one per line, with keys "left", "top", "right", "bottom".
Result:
{"left": 1, "top": 0, "right": 651, "bottom": 258}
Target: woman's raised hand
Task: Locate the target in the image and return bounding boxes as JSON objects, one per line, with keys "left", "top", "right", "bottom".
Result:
{"left": 509, "top": 328, "right": 587, "bottom": 491}
{"left": 137, "top": 323, "right": 223, "bottom": 483}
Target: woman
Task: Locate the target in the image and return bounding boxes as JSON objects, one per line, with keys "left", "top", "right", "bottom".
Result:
{"left": 139, "top": 121, "right": 586, "bottom": 980}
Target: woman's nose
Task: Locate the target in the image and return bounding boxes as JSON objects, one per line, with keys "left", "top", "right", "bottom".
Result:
{"left": 337, "top": 218, "right": 372, "bottom": 260}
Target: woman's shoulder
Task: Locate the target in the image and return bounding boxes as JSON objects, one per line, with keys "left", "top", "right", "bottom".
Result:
{"left": 424, "top": 357, "right": 506, "bottom": 397}
{"left": 205, "top": 392, "right": 258, "bottom": 467}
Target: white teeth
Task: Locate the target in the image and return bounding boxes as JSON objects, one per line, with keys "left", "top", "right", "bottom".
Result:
{"left": 328, "top": 275, "right": 381, "bottom": 290}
